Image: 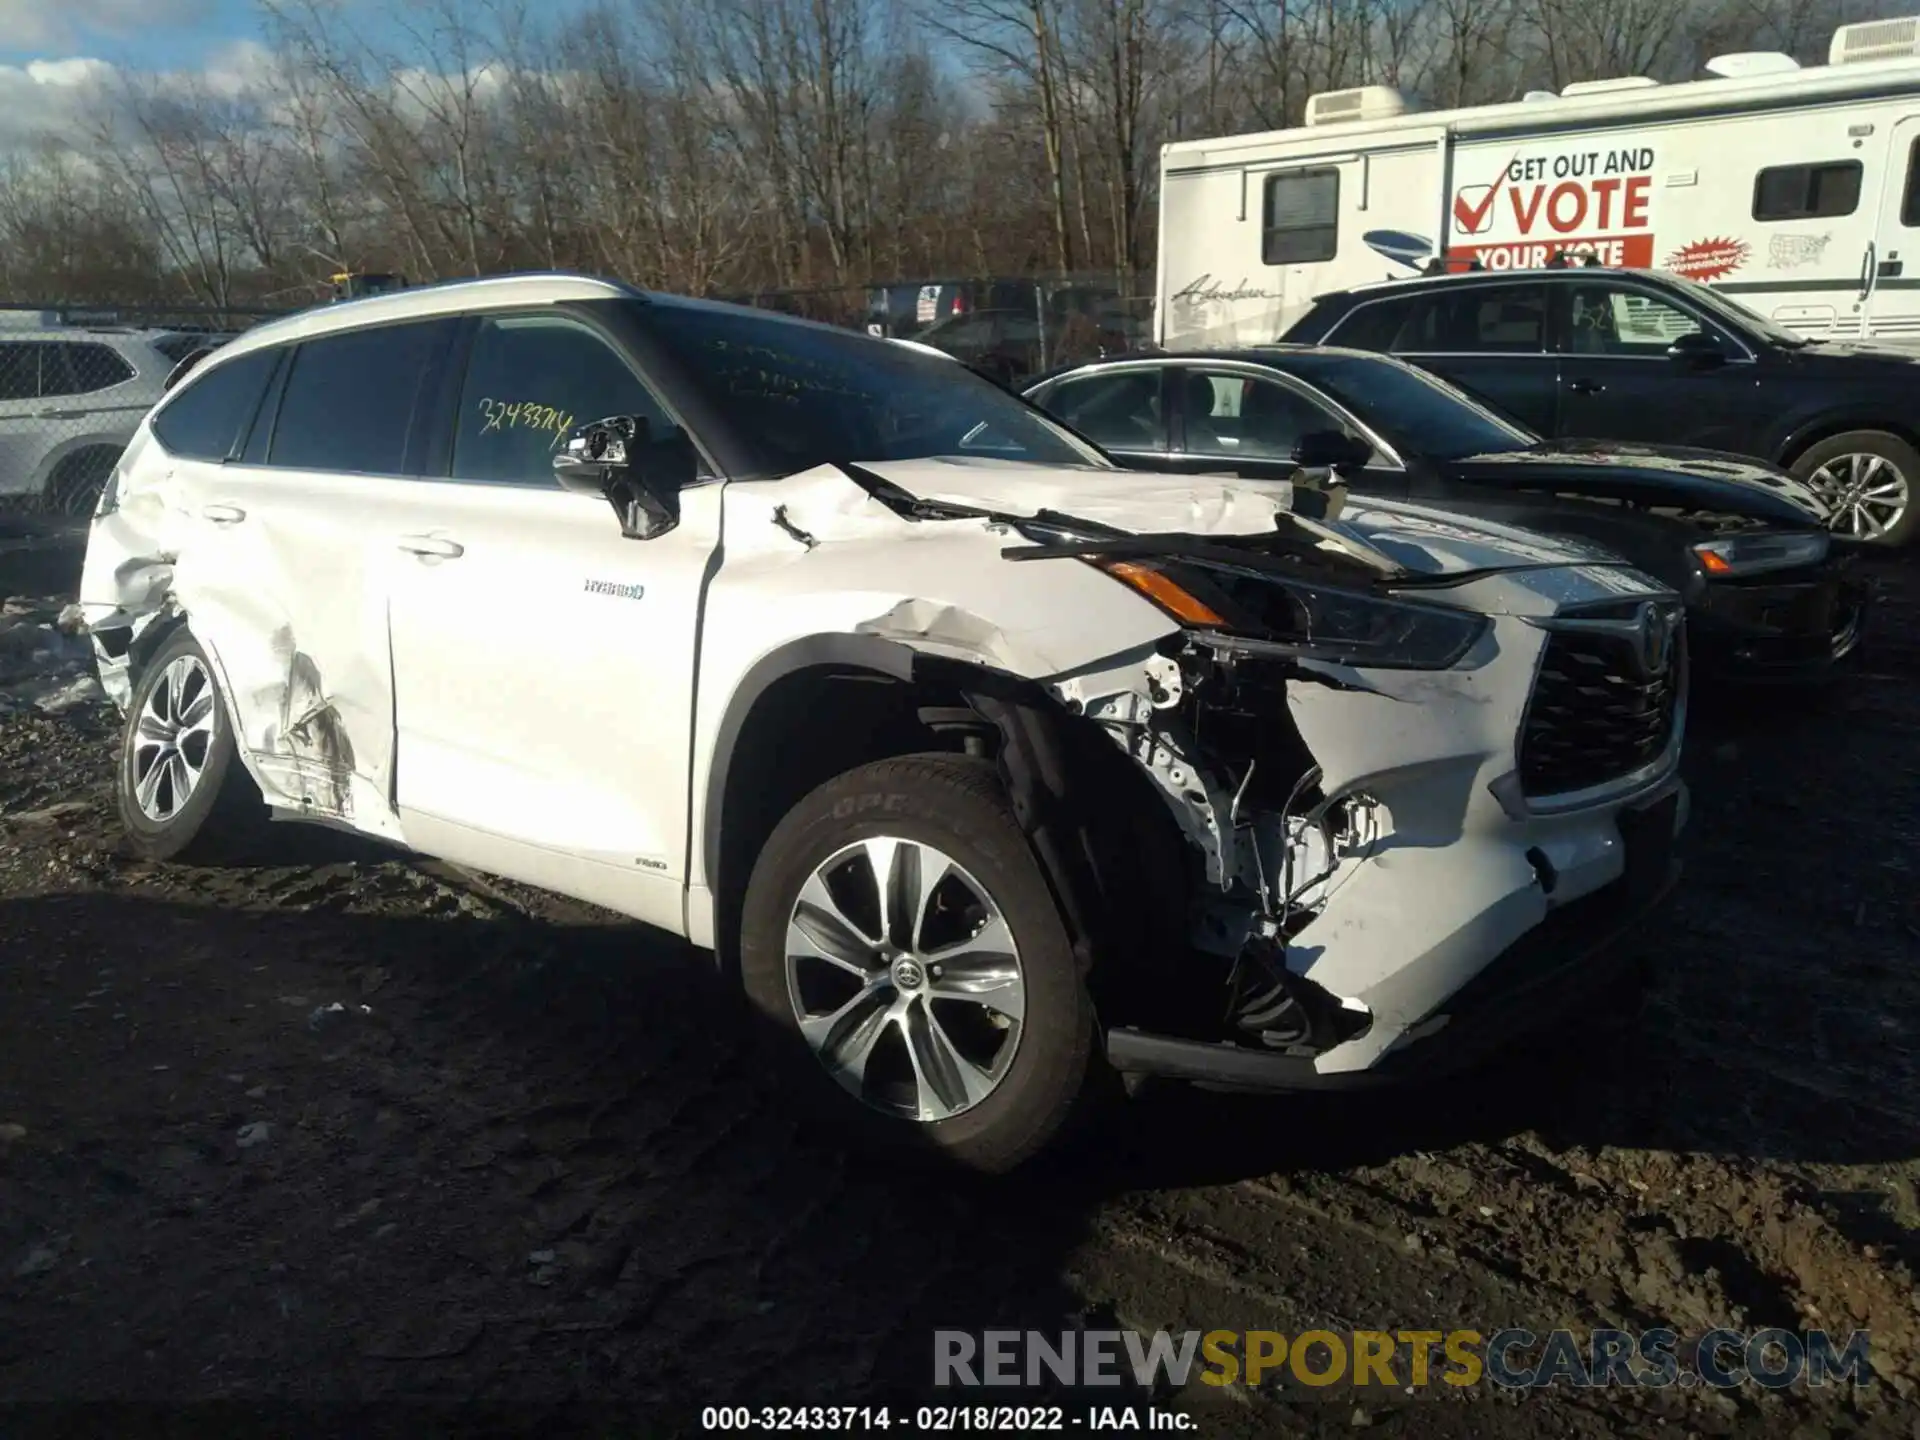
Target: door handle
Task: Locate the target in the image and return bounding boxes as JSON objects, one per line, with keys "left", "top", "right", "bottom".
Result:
{"left": 1859, "top": 241, "right": 1877, "bottom": 300}
{"left": 200, "top": 503, "right": 247, "bottom": 524}
{"left": 397, "top": 534, "right": 464, "bottom": 559}
{"left": 1566, "top": 378, "right": 1606, "bottom": 395}
{"left": 37, "top": 408, "right": 83, "bottom": 420}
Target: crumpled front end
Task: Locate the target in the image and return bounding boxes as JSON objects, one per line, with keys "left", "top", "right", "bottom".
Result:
{"left": 1041, "top": 555, "right": 1689, "bottom": 1087}
{"left": 727, "top": 462, "right": 1693, "bottom": 1086}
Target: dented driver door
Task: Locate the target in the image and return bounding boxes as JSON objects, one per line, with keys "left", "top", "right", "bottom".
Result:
{"left": 381, "top": 311, "right": 720, "bottom": 936}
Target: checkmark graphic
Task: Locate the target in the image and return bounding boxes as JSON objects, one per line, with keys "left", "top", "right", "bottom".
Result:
{"left": 1452, "top": 182, "right": 1499, "bottom": 235}
{"left": 1451, "top": 153, "right": 1516, "bottom": 235}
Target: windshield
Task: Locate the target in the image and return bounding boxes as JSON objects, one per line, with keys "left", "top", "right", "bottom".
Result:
{"left": 641, "top": 300, "right": 1110, "bottom": 476}
{"left": 1289, "top": 353, "right": 1537, "bottom": 460}
{"left": 1665, "top": 276, "right": 1811, "bottom": 348}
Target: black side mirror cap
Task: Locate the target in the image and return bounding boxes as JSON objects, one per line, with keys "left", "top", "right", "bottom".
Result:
{"left": 1292, "top": 429, "right": 1372, "bottom": 474}
{"left": 1667, "top": 332, "right": 1727, "bottom": 368}
{"left": 553, "top": 415, "right": 680, "bottom": 540}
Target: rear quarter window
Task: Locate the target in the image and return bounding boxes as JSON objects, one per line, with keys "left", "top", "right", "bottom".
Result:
{"left": 150, "top": 348, "right": 281, "bottom": 462}
{"left": 47, "top": 343, "right": 137, "bottom": 397}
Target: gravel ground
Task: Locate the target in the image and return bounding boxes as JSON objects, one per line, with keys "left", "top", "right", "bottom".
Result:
{"left": 1, "top": 516, "right": 1917, "bottom": 1438}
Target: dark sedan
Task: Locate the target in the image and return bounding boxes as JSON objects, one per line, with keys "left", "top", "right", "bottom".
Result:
{"left": 1022, "top": 346, "right": 1869, "bottom": 681}
{"left": 1280, "top": 267, "right": 1920, "bottom": 548}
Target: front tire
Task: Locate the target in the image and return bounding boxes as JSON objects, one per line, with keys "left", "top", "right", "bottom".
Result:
{"left": 116, "top": 629, "right": 264, "bottom": 862}
{"left": 738, "top": 754, "right": 1097, "bottom": 1173}
{"left": 1789, "top": 430, "right": 1918, "bottom": 547}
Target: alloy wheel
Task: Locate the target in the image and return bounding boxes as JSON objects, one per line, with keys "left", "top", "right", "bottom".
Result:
{"left": 131, "top": 654, "right": 217, "bottom": 822}
{"left": 1807, "top": 452, "right": 1911, "bottom": 541}
{"left": 784, "top": 837, "right": 1026, "bottom": 1122}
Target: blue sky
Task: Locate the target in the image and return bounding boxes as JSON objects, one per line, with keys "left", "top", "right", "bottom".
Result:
{"left": 0, "top": 0, "right": 265, "bottom": 70}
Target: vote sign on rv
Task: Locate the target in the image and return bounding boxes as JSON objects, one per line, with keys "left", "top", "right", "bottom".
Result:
{"left": 1449, "top": 146, "right": 1657, "bottom": 270}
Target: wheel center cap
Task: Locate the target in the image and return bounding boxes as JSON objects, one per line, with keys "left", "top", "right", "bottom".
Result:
{"left": 892, "top": 957, "right": 927, "bottom": 992}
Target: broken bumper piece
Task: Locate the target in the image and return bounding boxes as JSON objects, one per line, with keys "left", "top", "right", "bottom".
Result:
{"left": 1106, "top": 784, "right": 1685, "bottom": 1093}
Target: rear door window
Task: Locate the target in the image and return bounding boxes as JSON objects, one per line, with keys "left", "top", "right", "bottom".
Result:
{"left": 151, "top": 347, "right": 281, "bottom": 462}
{"left": 1327, "top": 297, "right": 1425, "bottom": 351}
{"left": 48, "top": 343, "right": 136, "bottom": 396}
{"left": 0, "top": 343, "right": 39, "bottom": 401}
{"left": 1040, "top": 370, "right": 1165, "bottom": 452}
{"left": 1182, "top": 369, "right": 1358, "bottom": 461}
{"left": 269, "top": 320, "right": 449, "bottom": 475}
{"left": 1338, "top": 285, "right": 1549, "bottom": 355}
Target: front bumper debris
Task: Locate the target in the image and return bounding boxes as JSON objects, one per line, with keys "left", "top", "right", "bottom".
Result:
{"left": 1104, "top": 786, "right": 1685, "bottom": 1092}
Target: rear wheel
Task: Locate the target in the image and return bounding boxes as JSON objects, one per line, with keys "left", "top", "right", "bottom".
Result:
{"left": 738, "top": 754, "right": 1098, "bottom": 1173}
{"left": 1790, "top": 430, "right": 1918, "bottom": 547}
{"left": 116, "top": 629, "right": 265, "bottom": 863}
{"left": 43, "top": 446, "right": 122, "bottom": 519}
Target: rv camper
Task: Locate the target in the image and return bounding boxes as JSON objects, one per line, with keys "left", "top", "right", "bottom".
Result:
{"left": 1156, "top": 16, "right": 1920, "bottom": 346}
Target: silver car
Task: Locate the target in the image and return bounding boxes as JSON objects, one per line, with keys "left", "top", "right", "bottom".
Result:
{"left": 0, "top": 318, "right": 215, "bottom": 515}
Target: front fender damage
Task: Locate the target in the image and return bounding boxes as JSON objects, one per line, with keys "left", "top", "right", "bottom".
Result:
{"left": 881, "top": 599, "right": 1617, "bottom": 1090}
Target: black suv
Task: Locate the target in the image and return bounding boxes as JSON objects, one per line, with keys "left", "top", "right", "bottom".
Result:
{"left": 1281, "top": 267, "right": 1920, "bottom": 549}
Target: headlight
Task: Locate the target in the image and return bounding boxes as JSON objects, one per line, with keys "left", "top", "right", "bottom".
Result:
{"left": 1094, "top": 557, "right": 1489, "bottom": 670}
{"left": 1692, "top": 529, "right": 1829, "bottom": 578}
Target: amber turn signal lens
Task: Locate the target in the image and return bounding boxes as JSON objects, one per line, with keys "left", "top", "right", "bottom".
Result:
{"left": 1098, "top": 560, "right": 1228, "bottom": 627}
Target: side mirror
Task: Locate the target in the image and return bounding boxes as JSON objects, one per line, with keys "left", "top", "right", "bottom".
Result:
{"left": 1292, "top": 429, "right": 1372, "bottom": 475}
{"left": 1667, "top": 331, "right": 1726, "bottom": 370}
{"left": 552, "top": 415, "right": 680, "bottom": 541}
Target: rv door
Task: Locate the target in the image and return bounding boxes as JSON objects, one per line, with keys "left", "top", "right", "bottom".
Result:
{"left": 1867, "top": 115, "right": 1920, "bottom": 338}
{"left": 1158, "top": 133, "right": 1446, "bottom": 349}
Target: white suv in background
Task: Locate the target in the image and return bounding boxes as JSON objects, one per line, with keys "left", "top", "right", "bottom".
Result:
{"left": 76, "top": 274, "right": 1689, "bottom": 1172}
{"left": 0, "top": 317, "right": 213, "bottom": 515}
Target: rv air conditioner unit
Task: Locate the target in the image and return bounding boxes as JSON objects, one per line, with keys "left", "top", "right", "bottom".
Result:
{"left": 1559, "top": 76, "right": 1660, "bottom": 96}
{"left": 1704, "top": 52, "right": 1801, "bottom": 78}
{"left": 1830, "top": 16, "right": 1920, "bottom": 65}
{"left": 1303, "top": 85, "right": 1410, "bottom": 127}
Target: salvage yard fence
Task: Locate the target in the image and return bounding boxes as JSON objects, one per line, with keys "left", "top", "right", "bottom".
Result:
{"left": 0, "top": 302, "right": 292, "bottom": 517}
{"left": 0, "top": 271, "right": 1156, "bottom": 515}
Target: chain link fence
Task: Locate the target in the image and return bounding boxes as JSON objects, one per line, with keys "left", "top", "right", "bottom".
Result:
{"left": 720, "top": 272, "right": 1158, "bottom": 387}
{"left": 0, "top": 303, "right": 291, "bottom": 518}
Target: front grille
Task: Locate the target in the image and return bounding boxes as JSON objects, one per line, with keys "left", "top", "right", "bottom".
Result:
{"left": 1519, "top": 603, "right": 1684, "bottom": 800}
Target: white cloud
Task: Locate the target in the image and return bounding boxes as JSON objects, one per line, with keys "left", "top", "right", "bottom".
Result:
{"left": 0, "top": 58, "right": 120, "bottom": 148}
{"left": 199, "top": 38, "right": 279, "bottom": 98}
{"left": 0, "top": 0, "right": 211, "bottom": 52}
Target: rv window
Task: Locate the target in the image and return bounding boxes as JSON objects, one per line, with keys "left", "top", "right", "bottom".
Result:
{"left": 1902, "top": 138, "right": 1920, "bottom": 228}
{"left": 1752, "top": 161, "right": 1862, "bottom": 222}
{"left": 1263, "top": 170, "right": 1339, "bottom": 266}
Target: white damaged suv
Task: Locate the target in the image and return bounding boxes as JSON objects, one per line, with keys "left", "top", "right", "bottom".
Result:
{"left": 78, "top": 274, "right": 1689, "bottom": 1171}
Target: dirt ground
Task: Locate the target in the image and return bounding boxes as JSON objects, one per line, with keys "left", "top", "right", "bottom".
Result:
{"left": 2, "top": 511, "right": 1918, "bottom": 1438}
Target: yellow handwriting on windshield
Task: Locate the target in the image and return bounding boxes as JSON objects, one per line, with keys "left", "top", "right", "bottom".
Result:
{"left": 477, "top": 398, "right": 576, "bottom": 451}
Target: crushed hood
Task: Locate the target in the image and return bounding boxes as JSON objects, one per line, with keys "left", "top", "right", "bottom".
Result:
{"left": 1453, "top": 439, "right": 1825, "bottom": 527}
{"left": 851, "top": 456, "right": 1626, "bottom": 578}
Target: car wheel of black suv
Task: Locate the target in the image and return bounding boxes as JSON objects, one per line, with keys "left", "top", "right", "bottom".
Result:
{"left": 738, "top": 753, "right": 1099, "bottom": 1174}
{"left": 1790, "top": 430, "right": 1919, "bottom": 548}
{"left": 116, "top": 629, "right": 266, "bottom": 863}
